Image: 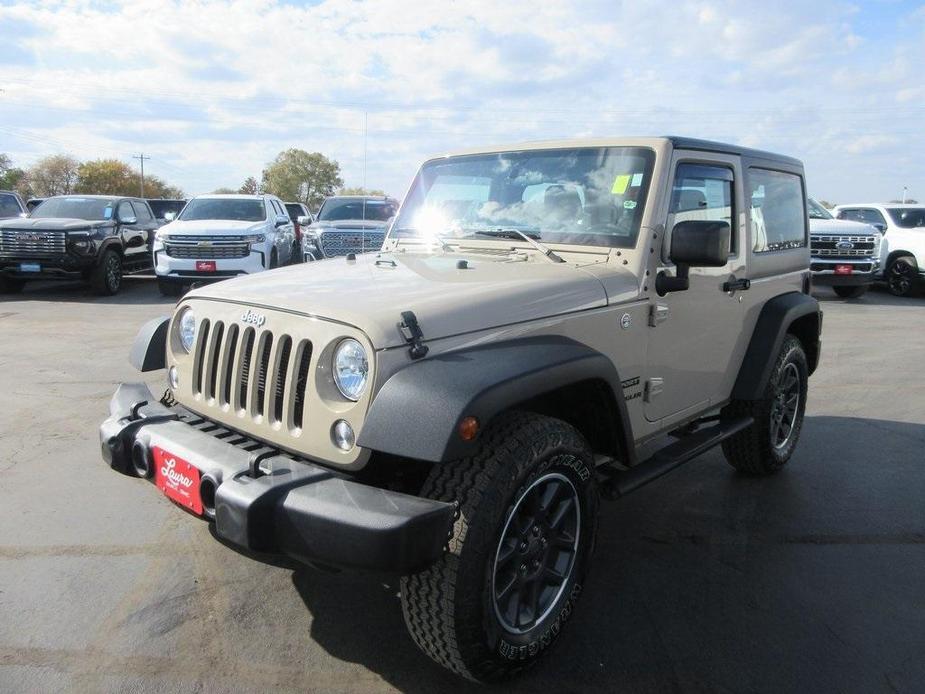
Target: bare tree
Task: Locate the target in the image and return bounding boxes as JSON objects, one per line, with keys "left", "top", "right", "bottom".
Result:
{"left": 27, "top": 155, "right": 81, "bottom": 197}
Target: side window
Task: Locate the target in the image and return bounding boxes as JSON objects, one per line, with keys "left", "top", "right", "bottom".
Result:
{"left": 0, "top": 193, "right": 23, "bottom": 218}
{"left": 131, "top": 201, "right": 153, "bottom": 223}
{"left": 848, "top": 208, "right": 887, "bottom": 227}
{"left": 669, "top": 163, "right": 735, "bottom": 253}
{"left": 117, "top": 201, "right": 135, "bottom": 222}
{"left": 748, "top": 169, "right": 806, "bottom": 253}
{"left": 272, "top": 200, "right": 285, "bottom": 218}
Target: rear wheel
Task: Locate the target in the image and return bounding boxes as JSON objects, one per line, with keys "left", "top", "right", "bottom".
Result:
{"left": 401, "top": 412, "right": 599, "bottom": 682}
{"left": 721, "top": 335, "right": 808, "bottom": 475}
{"left": 833, "top": 285, "right": 868, "bottom": 299}
{"left": 0, "top": 276, "right": 25, "bottom": 294}
{"left": 90, "top": 249, "right": 122, "bottom": 295}
{"left": 886, "top": 256, "right": 918, "bottom": 297}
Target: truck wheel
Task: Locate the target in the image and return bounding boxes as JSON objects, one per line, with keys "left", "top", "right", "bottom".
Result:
{"left": 0, "top": 276, "right": 25, "bottom": 294}
{"left": 833, "top": 285, "right": 867, "bottom": 299}
{"left": 90, "top": 249, "right": 123, "bottom": 295}
{"left": 157, "top": 279, "right": 183, "bottom": 297}
{"left": 721, "top": 335, "right": 808, "bottom": 475}
{"left": 886, "top": 256, "right": 918, "bottom": 297}
{"left": 269, "top": 249, "right": 278, "bottom": 269}
{"left": 400, "top": 411, "right": 599, "bottom": 682}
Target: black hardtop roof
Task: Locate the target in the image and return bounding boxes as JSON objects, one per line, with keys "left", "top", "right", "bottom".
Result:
{"left": 666, "top": 136, "right": 803, "bottom": 167}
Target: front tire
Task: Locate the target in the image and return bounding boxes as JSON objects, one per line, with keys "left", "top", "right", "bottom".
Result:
{"left": 90, "top": 249, "right": 122, "bottom": 296}
{"left": 833, "top": 285, "right": 868, "bottom": 299}
{"left": 400, "top": 412, "right": 599, "bottom": 682}
{"left": 886, "top": 256, "right": 918, "bottom": 297}
{"left": 721, "top": 335, "right": 808, "bottom": 475}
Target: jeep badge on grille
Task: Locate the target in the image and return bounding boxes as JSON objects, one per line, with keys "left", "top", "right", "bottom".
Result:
{"left": 241, "top": 309, "right": 266, "bottom": 327}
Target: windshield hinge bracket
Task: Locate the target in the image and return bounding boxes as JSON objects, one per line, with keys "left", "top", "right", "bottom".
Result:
{"left": 398, "top": 310, "right": 429, "bottom": 360}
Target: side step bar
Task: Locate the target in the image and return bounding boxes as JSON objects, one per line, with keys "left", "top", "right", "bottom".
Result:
{"left": 605, "top": 416, "right": 754, "bottom": 498}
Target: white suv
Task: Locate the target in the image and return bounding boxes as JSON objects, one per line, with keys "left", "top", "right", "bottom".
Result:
{"left": 153, "top": 194, "right": 295, "bottom": 296}
{"left": 831, "top": 203, "right": 925, "bottom": 296}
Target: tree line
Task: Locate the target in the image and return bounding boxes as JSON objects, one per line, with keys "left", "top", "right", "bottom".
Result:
{"left": 0, "top": 153, "right": 184, "bottom": 200}
{"left": 2, "top": 149, "right": 387, "bottom": 210}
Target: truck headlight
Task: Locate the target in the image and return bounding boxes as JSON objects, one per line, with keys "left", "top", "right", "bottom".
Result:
{"left": 243, "top": 234, "right": 266, "bottom": 244}
{"left": 333, "top": 338, "right": 368, "bottom": 401}
{"left": 176, "top": 306, "right": 197, "bottom": 354}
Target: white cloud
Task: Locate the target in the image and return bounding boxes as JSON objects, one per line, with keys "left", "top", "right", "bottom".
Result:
{"left": 0, "top": 0, "right": 921, "bottom": 203}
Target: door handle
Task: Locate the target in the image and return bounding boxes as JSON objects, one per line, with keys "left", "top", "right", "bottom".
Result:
{"left": 723, "top": 277, "right": 750, "bottom": 292}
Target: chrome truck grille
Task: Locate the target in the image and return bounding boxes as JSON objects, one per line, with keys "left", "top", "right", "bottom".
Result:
{"left": 810, "top": 235, "right": 878, "bottom": 258}
{"left": 0, "top": 229, "right": 66, "bottom": 257}
{"left": 165, "top": 236, "right": 250, "bottom": 259}
{"left": 319, "top": 230, "right": 385, "bottom": 258}
{"left": 191, "top": 320, "right": 313, "bottom": 430}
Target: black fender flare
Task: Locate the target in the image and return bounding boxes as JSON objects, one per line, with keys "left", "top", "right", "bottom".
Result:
{"left": 129, "top": 316, "right": 170, "bottom": 372}
{"left": 98, "top": 237, "right": 124, "bottom": 256}
{"left": 731, "top": 291, "right": 821, "bottom": 401}
{"left": 357, "top": 336, "right": 634, "bottom": 464}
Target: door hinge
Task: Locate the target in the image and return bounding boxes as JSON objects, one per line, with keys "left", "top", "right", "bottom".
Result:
{"left": 644, "top": 378, "right": 664, "bottom": 402}
{"left": 649, "top": 303, "right": 669, "bottom": 327}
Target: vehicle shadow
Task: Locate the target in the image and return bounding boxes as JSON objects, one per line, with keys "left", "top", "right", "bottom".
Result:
{"left": 814, "top": 284, "right": 925, "bottom": 306}
{"left": 289, "top": 416, "right": 925, "bottom": 693}
{"left": 2, "top": 277, "right": 177, "bottom": 306}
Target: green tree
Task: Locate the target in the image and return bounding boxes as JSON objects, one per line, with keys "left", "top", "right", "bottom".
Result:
{"left": 239, "top": 176, "right": 260, "bottom": 194}
{"left": 26, "top": 154, "right": 80, "bottom": 196}
{"left": 211, "top": 187, "right": 238, "bottom": 194}
{"left": 338, "top": 186, "right": 387, "bottom": 196}
{"left": 144, "top": 175, "right": 184, "bottom": 199}
{"left": 75, "top": 159, "right": 137, "bottom": 195}
{"left": 0, "top": 153, "right": 26, "bottom": 193}
{"left": 261, "top": 149, "right": 343, "bottom": 209}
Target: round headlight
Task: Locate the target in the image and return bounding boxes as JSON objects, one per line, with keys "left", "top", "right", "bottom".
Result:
{"left": 333, "top": 338, "right": 368, "bottom": 401}
{"left": 177, "top": 307, "right": 197, "bottom": 354}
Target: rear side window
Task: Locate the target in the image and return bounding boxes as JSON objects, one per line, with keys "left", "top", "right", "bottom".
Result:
{"left": 670, "top": 163, "right": 735, "bottom": 253}
{"left": 132, "top": 201, "right": 153, "bottom": 223}
{"left": 0, "top": 193, "right": 23, "bottom": 218}
{"left": 749, "top": 169, "right": 806, "bottom": 253}
{"left": 838, "top": 207, "right": 887, "bottom": 227}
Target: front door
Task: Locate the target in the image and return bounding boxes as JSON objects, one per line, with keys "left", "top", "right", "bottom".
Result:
{"left": 644, "top": 152, "right": 747, "bottom": 423}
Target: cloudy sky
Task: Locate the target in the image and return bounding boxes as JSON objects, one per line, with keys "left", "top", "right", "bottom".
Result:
{"left": 0, "top": 0, "right": 922, "bottom": 202}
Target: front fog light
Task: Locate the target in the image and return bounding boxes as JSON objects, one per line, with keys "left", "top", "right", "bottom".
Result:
{"left": 332, "top": 420, "right": 355, "bottom": 451}
{"left": 168, "top": 365, "right": 179, "bottom": 389}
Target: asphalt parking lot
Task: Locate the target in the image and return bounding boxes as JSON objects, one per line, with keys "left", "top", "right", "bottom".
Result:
{"left": 1, "top": 279, "right": 924, "bottom": 693}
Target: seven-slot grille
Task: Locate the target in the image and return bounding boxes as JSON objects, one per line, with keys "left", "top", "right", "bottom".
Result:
{"left": 319, "top": 230, "right": 385, "bottom": 257}
{"left": 810, "top": 235, "right": 878, "bottom": 258}
{"left": 165, "top": 236, "right": 251, "bottom": 259}
{"left": 0, "top": 229, "right": 66, "bottom": 257}
{"left": 192, "top": 319, "right": 313, "bottom": 430}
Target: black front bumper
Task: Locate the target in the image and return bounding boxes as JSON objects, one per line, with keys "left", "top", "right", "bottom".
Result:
{"left": 100, "top": 383, "right": 454, "bottom": 573}
{"left": 1, "top": 254, "right": 95, "bottom": 280}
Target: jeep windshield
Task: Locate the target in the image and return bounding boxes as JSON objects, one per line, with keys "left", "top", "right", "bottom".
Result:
{"left": 391, "top": 146, "right": 655, "bottom": 249}
{"left": 887, "top": 208, "right": 925, "bottom": 228}
{"left": 30, "top": 197, "right": 116, "bottom": 221}
{"left": 179, "top": 198, "right": 266, "bottom": 222}
{"left": 807, "top": 198, "right": 833, "bottom": 220}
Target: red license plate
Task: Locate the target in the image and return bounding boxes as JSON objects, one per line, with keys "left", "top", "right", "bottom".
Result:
{"left": 834, "top": 264, "right": 853, "bottom": 275}
{"left": 153, "top": 446, "right": 202, "bottom": 515}
{"left": 196, "top": 260, "right": 216, "bottom": 272}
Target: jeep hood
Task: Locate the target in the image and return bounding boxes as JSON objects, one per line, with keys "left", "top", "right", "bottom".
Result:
{"left": 809, "top": 218, "right": 877, "bottom": 235}
{"left": 188, "top": 251, "right": 616, "bottom": 349}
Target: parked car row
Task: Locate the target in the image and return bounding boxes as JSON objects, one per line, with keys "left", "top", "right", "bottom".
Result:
{"left": 0, "top": 191, "right": 400, "bottom": 295}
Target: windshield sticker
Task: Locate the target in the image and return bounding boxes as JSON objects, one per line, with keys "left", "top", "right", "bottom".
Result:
{"left": 612, "top": 174, "right": 631, "bottom": 195}
{"left": 623, "top": 200, "right": 637, "bottom": 209}
{"left": 631, "top": 173, "right": 643, "bottom": 187}
{"left": 103, "top": 207, "right": 113, "bottom": 219}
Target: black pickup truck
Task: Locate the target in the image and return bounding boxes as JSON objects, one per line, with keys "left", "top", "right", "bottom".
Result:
{"left": 0, "top": 195, "right": 159, "bottom": 295}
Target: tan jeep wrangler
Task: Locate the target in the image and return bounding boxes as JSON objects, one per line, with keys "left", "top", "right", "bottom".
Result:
{"left": 101, "top": 136, "right": 821, "bottom": 681}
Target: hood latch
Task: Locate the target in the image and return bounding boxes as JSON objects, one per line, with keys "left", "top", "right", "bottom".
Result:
{"left": 398, "top": 310, "right": 429, "bottom": 360}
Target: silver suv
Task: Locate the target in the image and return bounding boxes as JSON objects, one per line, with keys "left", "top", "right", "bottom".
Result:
{"left": 101, "top": 137, "right": 821, "bottom": 682}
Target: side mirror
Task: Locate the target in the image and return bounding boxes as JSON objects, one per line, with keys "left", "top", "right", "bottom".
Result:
{"left": 873, "top": 222, "right": 887, "bottom": 233}
{"left": 275, "top": 218, "right": 289, "bottom": 228}
{"left": 163, "top": 212, "right": 176, "bottom": 222}
{"left": 120, "top": 215, "right": 137, "bottom": 225}
{"left": 656, "top": 220, "right": 731, "bottom": 295}
{"left": 297, "top": 215, "right": 312, "bottom": 226}
{"left": 19, "top": 212, "right": 29, "bottom": 218}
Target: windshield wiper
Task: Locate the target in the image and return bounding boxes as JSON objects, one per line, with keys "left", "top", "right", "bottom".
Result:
{"left": 390, "top": 226, "right": 453, "bottom": 252}
{"left": 470, "top": 228, "right": 565, "bottom": 263}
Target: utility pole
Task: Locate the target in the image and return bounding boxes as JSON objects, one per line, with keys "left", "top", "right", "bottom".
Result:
{"left": 902, "top": 186, "right": 907, "bottom": 204}
{"left": 133, "top": 153, "right": 150, "bottom": 197}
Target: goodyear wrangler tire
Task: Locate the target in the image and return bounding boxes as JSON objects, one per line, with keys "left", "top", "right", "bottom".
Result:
{"left": 400, "top": 411, "right": 599, "bottom": 682}
{"left": 721, "top": 335, "right": 808, "bottom": 475}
